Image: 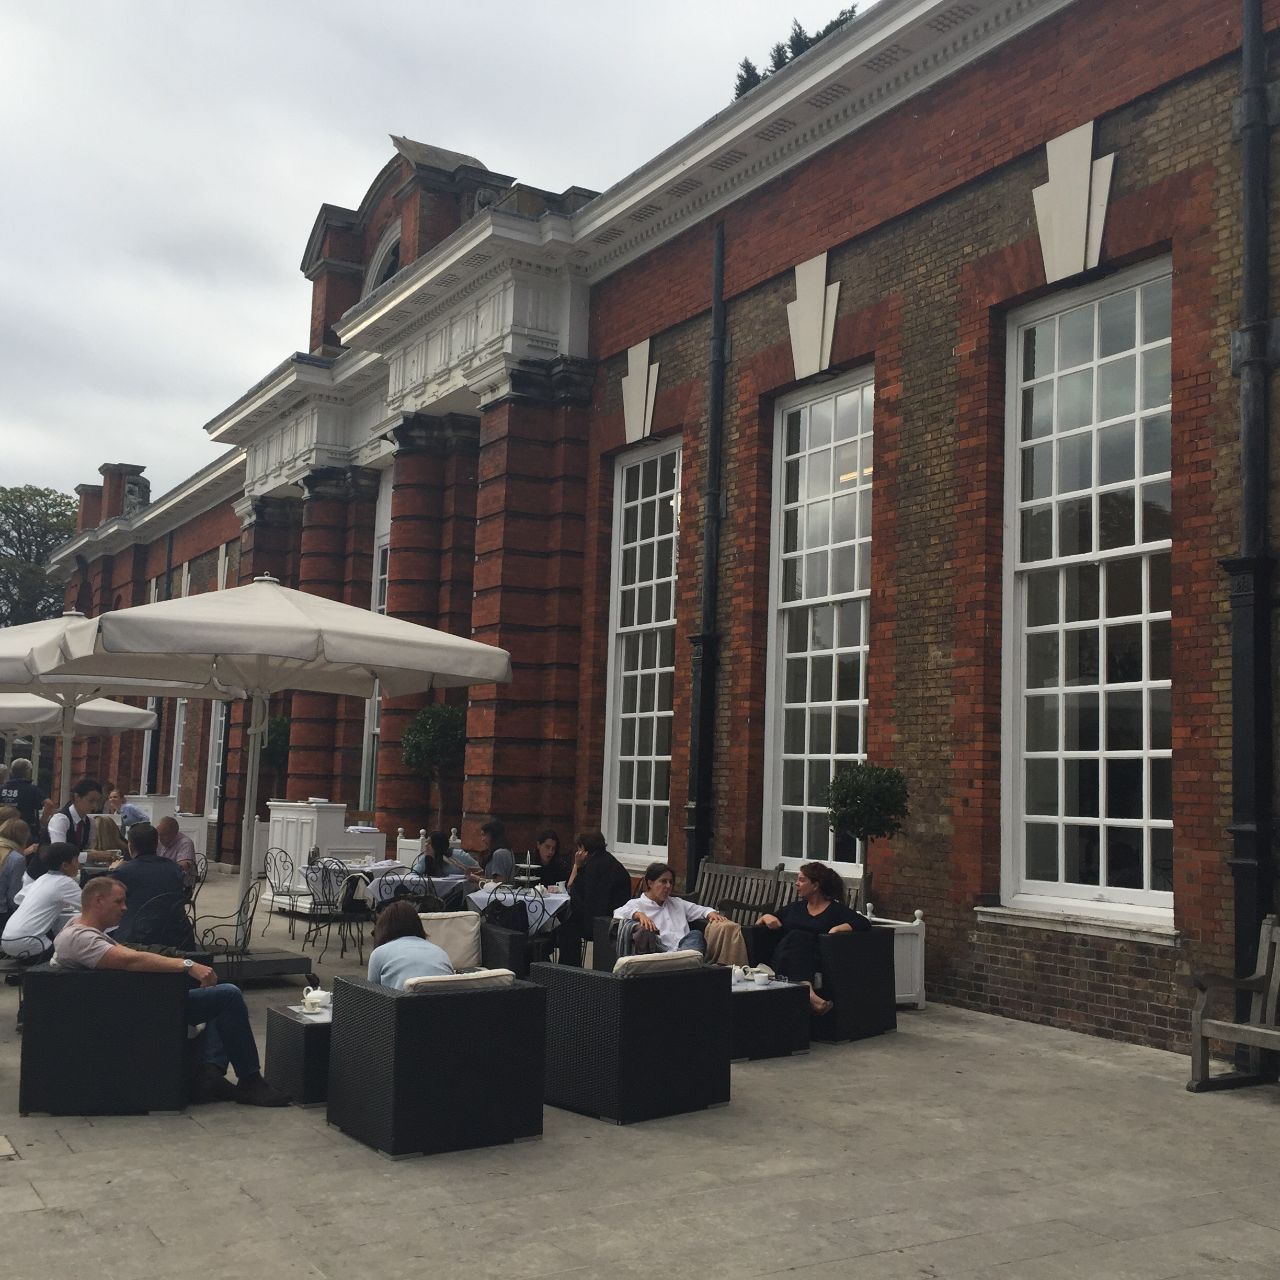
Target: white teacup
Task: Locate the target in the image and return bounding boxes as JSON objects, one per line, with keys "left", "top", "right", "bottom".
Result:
{"left": 302, "top": 986, "right": 331, "bottom": 1012}
{"left": 752, "top": 971, "right": 771, "bottom": 987}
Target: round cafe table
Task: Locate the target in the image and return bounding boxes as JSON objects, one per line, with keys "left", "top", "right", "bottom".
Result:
{"left": 466, "top": 886, "right": 570, "bottom": 934}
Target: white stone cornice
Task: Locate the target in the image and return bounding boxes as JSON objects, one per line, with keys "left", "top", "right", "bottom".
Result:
{"left": 203, "top": 349, "right": 385, "bottom": 446}
{"left": 330, "top": 0, "right": 1078, "bottom": 367}
{"left": 47, "top": 448, "right": 247, "bottom": 577}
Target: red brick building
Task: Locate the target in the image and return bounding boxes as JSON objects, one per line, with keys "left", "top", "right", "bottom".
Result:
{"left": 55, "top": 0, "right": 1278, "bottom": 1050}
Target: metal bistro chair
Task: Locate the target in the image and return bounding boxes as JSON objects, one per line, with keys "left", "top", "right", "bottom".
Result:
{"left": 262, "top": 848, "right": 301, "bottom": 939}
{"left": 2, "top": 934, "right": 54, "bottom": 1031}
{"left": 302, "top": 858, "right": 368, "bottom": 965}
{"left": 192, "top": 879, "right": 263, "bottom": 985}
{"left": 187, "top": 853, "right": 209, "bottom": 910}
{"left": 125, "top": 891, "right": 197, "bottom": 951}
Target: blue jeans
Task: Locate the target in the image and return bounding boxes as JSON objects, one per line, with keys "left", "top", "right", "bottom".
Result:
{"left": 633, "top": 927, "right": 706, "bottom": 955}
{"left": 186, "top": 984, "right": 260, "bottom": 1081}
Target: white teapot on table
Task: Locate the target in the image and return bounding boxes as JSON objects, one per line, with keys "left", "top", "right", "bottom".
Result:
{"left": 302, "top": 986, "right": 331, "bottom": 1013}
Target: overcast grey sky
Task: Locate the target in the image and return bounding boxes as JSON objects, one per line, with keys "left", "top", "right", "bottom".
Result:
{"left": 0, "top": 0, "right": 856, "bottom": 504}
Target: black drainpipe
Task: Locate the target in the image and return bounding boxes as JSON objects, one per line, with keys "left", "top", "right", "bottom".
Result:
{"left": 684, "top": 223, "right": 727, "bottom": 892}
{"left": 1224, "top": 0, "right": 1275, "bottom": 1012}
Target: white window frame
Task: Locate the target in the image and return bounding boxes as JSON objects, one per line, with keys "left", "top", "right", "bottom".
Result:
{"left": 763, "top": 368, "right": 876, "bottom": 876}
{"left": 169, "top": 698, "right": 187, "bottom": 801}
{"left": 204, "top": 702, "right": 229, "bottom": 816}
{"left": 360, "top": 468, "right": 394, "bottom": 811}
{"left": 1000, "top": 257, "right": 1174, "bottom": 926}
{"left": 602, "top": 436, "right": 681, "bottom": 871}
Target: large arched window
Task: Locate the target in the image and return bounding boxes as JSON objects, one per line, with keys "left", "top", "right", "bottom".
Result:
{"left": 363, "top": 222, "right": 402, "bottom": 299}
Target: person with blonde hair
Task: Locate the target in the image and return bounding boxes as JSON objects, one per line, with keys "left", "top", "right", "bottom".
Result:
{"left": 0, "top": 817, "right": 34, "bottom": 922}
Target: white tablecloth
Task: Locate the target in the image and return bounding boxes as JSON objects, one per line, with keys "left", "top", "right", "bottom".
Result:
{"left": 466, "top": 887, "right": 570, "bottom": 935}
{"left": 357, "top": 873, "right": 470, "bottom": 907}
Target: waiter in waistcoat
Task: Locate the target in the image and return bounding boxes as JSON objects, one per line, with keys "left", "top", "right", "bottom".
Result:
{"left": 45, "top": 778, "right": 107, "bottom": 865}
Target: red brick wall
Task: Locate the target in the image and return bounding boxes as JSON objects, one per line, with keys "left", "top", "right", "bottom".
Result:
{"left": 589, "top": 0, "right": 1258, "bottom": 362}
{"left": 570, "top": 21, "right": 1252, "bottom": 1048}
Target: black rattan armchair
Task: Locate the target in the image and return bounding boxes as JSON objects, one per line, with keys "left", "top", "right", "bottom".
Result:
{"left": 529, "top": 961, "right": 731, "bottom": 1124}
{"left": 326, "top": 975, "right": 546, "bottom": 1157}
{"left": 20, "top": 966, "right": 192, "bottom": 1115}
{"left": 744, "top": 924, "right": 896, "bottom": 1043}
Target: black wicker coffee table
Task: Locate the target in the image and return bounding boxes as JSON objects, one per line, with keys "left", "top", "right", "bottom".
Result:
{"left": 265, "top": 1005, "right": 331, "bottom": 1105}
{"left": 730, "top": 977, "right": 810, "bottom": 1061}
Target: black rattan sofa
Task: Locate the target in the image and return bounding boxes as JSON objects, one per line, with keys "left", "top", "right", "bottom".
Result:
{"left": 20, "top": 966, "right": 193, "bottom": 1115}
{"left": 744, "top": 924, "right": 896, "bottom": 1043}
{"left": 529, "top": 960, "right": 731, "bottom": 1124}
{"left": 326, "top": 975, "right": 547, "bottom": 1157}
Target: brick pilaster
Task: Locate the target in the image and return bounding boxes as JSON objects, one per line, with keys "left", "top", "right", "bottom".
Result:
{"left": 286, "top": 469, "right": 353, "bottom": 802}
{"left": 375, "top": 415, "right": 479, "bottom": 838}
{"left": 463, "top": 359, "right": 593, "bottom": 853}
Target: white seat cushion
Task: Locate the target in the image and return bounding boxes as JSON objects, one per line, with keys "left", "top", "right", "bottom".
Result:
{"left": 418, "top": 911, "right": 481, "bottom": 970}
{"left": 403, "top": 968, "right": 515, "bottom": 993}
{"left": 612, "top": 948, "right": 704, "bottom": 977}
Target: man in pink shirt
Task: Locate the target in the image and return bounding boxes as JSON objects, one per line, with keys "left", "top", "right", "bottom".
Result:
{"left": 155, "top": 816, "right": 198, "bottom": 888}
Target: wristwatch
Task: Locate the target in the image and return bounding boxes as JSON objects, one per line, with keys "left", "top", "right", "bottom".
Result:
{"left": 182, "top": 958, "right": 194, "bottom": 971}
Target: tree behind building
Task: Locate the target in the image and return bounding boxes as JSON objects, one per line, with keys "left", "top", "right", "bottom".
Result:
{"left": 0, "top": 485, "right": 77, "bottom": 626}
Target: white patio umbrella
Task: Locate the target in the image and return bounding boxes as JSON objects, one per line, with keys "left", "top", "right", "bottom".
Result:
{"left": 0, "top": 694, "right": 157, "bottom": 809}
{"left": 51, "top": 576, "right": 512, "bottom": 903}
{"left": 0, "top": 693, "right": 158, "bottom": 734}
{"left": 0, "top": 612, "right": 241, "bottom": 804}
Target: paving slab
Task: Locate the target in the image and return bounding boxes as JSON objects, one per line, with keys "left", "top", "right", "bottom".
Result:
{"left": 1, "top": 873, "right": 1278, "bottom": 1279}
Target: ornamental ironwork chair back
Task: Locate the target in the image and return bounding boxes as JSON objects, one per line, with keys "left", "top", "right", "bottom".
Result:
{"left": 302, "top": 858, "right": 367, "bottom": 965}
{"left": 188, "top": 854, "right": 209, "bottom": 909}
{"left": 1, "top": 934, "right": 54, "bottom": 1030}
{"left": 262, "top": 848, "right": 299, "bottom": 938}
{"left": 193, "top": 879, "right": 263, "bottom": 982}
{"left": 126, "top": 891, "right": 197, "bottom": 950}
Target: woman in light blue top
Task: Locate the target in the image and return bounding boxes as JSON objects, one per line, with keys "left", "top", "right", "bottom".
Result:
{"left": 366, "top": 900, "right": 453, "bottom": 990}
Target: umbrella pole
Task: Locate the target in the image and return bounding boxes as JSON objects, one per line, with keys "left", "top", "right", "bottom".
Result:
{"left": 236, "top": 693, "right": 268, "bottom": 939}
{"left": 58, "top": 703, "right": 75, "bottom": 807}
{"left": 31, "top": 733, "right": 42, "bottom": 791}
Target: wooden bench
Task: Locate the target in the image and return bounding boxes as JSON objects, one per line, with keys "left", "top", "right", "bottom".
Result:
{"left": 688, "top": 860, "right": 867, "bottom": 926}
{"left": 1188, "top": 914, "right": 1280, "bottom": 1092}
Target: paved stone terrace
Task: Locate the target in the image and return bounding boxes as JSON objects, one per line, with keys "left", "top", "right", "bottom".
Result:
{"left": 1, "top": 872, "right": 1277, "bottom": 1280}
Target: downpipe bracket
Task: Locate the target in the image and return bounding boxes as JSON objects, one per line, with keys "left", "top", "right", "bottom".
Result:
{"left": 1230, "top": 81, "right": 1280, "bottom": 139}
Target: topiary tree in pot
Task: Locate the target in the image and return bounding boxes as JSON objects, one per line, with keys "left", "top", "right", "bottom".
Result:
{"left": 825, "top": 761, "right": 909, "bottom": 882}
{"left": 400, "top": 702, "right": 467, "bottom": 830}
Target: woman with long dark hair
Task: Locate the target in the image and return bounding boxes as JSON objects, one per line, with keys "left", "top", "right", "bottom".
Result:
{"left": 367, "top": 900, "right": 453, "bottom": 989}
{"left": 533, "top": 828, "right": 569, "bottom": 886}
{"left": 757, "top": 862, "right": 869, "bottom": 1014}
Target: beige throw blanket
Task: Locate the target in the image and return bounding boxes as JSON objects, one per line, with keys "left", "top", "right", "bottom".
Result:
{"left": 704, "top": 917, "right": 748, "bottom": 967}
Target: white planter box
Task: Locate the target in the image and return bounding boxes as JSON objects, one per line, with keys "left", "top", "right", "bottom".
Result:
{"left": 866, "top": 906, "right": 926, "bottom": 1009}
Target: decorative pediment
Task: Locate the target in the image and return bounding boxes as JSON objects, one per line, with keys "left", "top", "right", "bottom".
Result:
{"left": 1032, "top": 121, "right": 1114, "bottom": 284}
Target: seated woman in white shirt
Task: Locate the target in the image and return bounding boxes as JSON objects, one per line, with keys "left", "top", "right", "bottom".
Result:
{"left": 613, "top": 862, "right": 730, "bottom": 958}
{"left": 366, "top": 900, "right": 454, "bottom": 990}
{"left": 1, "top": 843, "right": 84, "bottom": 960}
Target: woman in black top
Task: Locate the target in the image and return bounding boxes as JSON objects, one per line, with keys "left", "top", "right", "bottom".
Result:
{"left": 758, "top": 861, "right": 869, "bottom": 1014}
{"left": 557, "top": 829, "right": 632, "bottom": 966}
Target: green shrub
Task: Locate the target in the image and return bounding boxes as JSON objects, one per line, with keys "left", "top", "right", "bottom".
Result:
{"left": 401, "top": 703, "right": 466, "bottom": 778}
{"left": 826, "top": 761, "right": 909, "bottom": 844}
